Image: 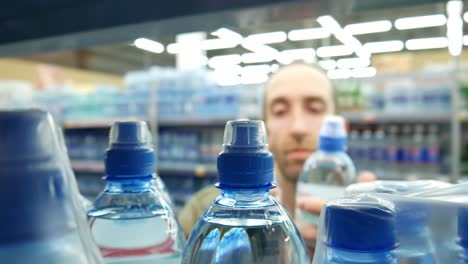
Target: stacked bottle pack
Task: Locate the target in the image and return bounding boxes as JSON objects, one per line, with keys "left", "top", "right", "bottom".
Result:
{"left": 347, "top": 124, "right": 446, "bottom": 179}
{"left": 313, "top": 180, "right": 468, "bottom": 264}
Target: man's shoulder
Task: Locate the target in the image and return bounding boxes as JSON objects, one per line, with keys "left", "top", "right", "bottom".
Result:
{"left": 192, "top": 185, "right": 220, "bottom": 203}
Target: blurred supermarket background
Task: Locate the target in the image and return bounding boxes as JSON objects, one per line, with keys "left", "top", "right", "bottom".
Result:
{"left": 1, "top": 0, "right": 468, "bottom": 211}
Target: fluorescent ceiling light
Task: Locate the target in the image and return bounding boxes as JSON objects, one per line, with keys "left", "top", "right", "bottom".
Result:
{"left": 352, "top": 67, "right": 377, "bottom": 78}
{"left": 214, "top": 73, "right": 241, "bottom": 86}
{"left": 241, "top": 65, "right": 271, "bottom": 76}
{"left": 202, "top": 39, "right": 239, "bottom": 50}
{"left": 337, "top": 57, "right": 371, "bottom": 69}
{"left": 464, "top": 35, "right": 468, "bottom": 45}
{"left": 276, "top": 48, "right": 315, "bottom": 64}
{"left": 242, "top": 52, "right": 276, "bottom": 64}
{"left": 270, "top": 64, "right": 280, "bottom": 72}
{"left": 288, "top": 28, "right": 330, "bottom": 41}
{"left": 318, "top": 60, "right": 336, "bottom": 70}
{"left": 208, "top": 54, "right": 242, "bottom": 68}
{"left": 167, "top": 43, "right": 180, "bottom": 54}
{"left": 344, "top": 20, "right": 392, "bottom": 35}
{"left": 464, "top": 12, "right": 468, "bottom": 22}
{"left": 363, "top": 40, "right": 404, "bottom": 53}
{"left": 317, "top": 15, "right": 370, "bottom": 59}
{"left": 405, "top": 37, "right": 449, "bottom": 50}
{"left": 395, "top": 14, "right": 447, "bottom": 30}
{"left": 447, "top": 0, "right": 463, "bottom": 56}
{"left": 245, "top": 32, "right": 287, "bottom": 44}
{"left": 134, "top": 38, "right": 164, "bottom": 53}
{"left": 327, "top": 69, "right": 351, "bottom": 79}
{"left": 240, "top": 73, "right": 269, "bottom": 85}
{"left": 211, "top": 28, "right": 243, "bottom": 43}
{"left": 211, "top": 64, "right": 243, "bottom": 74}
{"left": 316, "top": 45, "right": 353, "bottom": 58}
{"left": 241, "top": 39, "right": 279, "bottom": 54}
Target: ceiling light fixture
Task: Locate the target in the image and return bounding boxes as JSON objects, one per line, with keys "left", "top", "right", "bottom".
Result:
{"left": 344, "top": 20, "right": 392, "bottom": 35}
{"left": 405, "top": 37, "right": 449, "bottom": 50}
{"left": 395, "top": 14, "right": 447, "bottom": 30}
{"left": 316, "top": 45, "right": 354, "bottom": 58}
{"left": 447, "top": 0, "right": 464, "bottom": 56}
{"left": 288, "top": 28, "right": 330, "bottom": 41}
{"left": 276, "top": 48, "right": 316, "bottom": 64}
{"left": 337, "top": 57, "right": 371, "bottom": 69}
{"left": 134, "top": 38, "right": 164, "bottom": 53}
{"left": 317, "top": 15, "right": 370, "bottom": 59}
{"left": 318, "top": 60, "right": 337, "bottom": 70}
{"left": 352, "top": 67, "right": 377, "bottom": 78}
{"left": 245, "top": 32, "right": 287, "bottom": 44}
{"left": 363, "top": 40, "right": 404, "bottom": 53}
{"left": 208, "top": 54, "right": 242, "bottom": 68}
{"left": 327, "top": 68, "right": 352, "bottom": 79}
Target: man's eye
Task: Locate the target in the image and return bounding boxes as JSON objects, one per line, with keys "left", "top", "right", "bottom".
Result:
{"left": 272, "top": 109, "right": 287, "bottom": 117}
{"left": 306, "top": 102, "right": 325, "bottom": 114}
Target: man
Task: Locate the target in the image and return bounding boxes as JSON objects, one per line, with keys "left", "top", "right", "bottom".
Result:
{"left": 178, "top": 62, "right": 374, "bottom": 243}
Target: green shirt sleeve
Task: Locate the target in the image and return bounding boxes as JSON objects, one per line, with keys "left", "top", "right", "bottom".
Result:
{"left": 178, "top": 185, "right": 220, "bottom": 237}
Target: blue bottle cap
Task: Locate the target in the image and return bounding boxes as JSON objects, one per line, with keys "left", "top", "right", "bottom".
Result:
{"left": 0, "top": 110, "right": 72, "bottom": 244}
{"left": 319, "top": 116, "right": 347, "bottom": 152}
{"left": 324, "top": 201, "right": 397, "bottom": 252}
{"left": 217, "top": 120, "right": 274, "bottom": 189}
{"left": 105, "top": 121, "right": 155, "bottom": 178}
{"left": 458, "top": 206, "right": 468, "bottom": 247}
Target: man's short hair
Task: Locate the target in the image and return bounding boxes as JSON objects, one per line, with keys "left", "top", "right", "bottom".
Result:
{"left": 262, "top": 61, "right": 336, "bottom": 121}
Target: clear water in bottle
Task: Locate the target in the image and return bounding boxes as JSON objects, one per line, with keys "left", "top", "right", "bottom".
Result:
{"left": 0, "top": 110, "right": 103, "bottom": 264}
{"left": 88, "top": 121, "right": 184, "bottom": 263}
{"left": 298, "top": 116, "right": 356, "bottom": 224}
{"left": 182, "top": 120, "right": 309, "bottom": 264}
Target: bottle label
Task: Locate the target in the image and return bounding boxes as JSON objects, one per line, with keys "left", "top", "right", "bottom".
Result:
{"left": 90, "top": 217, "right": 181, "bottom": 263}
{"left": 386, "top": 145, "right": 398, "bottom": 163}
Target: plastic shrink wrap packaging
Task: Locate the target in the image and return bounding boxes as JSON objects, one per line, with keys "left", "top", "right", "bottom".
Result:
{"left": 312, "top": 180, "right": 468, "bottom": 264}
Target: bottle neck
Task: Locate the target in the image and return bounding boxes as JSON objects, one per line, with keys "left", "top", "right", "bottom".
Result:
{"left": 217, "top": 187, "right": 274, "bottom": 207}
{"left": 105, "top": 177, "right": 152, "bottom": 193}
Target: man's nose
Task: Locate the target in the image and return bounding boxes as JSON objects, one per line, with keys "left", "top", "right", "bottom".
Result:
{"left": 290, "top": 111, "right": 308, "bottom": 137}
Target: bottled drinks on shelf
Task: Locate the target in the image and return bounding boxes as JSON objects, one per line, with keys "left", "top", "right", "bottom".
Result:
{"left": 88, "top": 121, "right": 184, "bottom": 263}
{"left": 0, "top": 110, "right": 103, "bottom": 264}
{"left": 347, "top": 124, "right": 445, "bottom": 180}
{"left": 182, "top": 120, "right": 309, "bottom": 263}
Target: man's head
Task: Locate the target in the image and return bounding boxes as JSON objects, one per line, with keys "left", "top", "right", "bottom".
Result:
{"left": 264, "top": 63, "right": 335, "bottom": 183}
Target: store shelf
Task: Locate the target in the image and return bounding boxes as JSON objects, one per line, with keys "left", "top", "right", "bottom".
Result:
{"left": 341, "top": 112, "right": 451, "bottom": 124}
{"left": 71, "top": 160, "right": 217, "bottom": 178}
{"left": 158, "top": 162, "right": 217, "bottom": 178}
{"left": 63, "top": 117, "right": 146, "bottom": 129}
{"left": 158, "top": 117, "right": 255, "bottom": 127}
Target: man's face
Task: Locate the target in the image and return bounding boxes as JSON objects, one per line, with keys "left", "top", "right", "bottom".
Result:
{"left": 265, "top": 65, "right": 334, "bottom": 183}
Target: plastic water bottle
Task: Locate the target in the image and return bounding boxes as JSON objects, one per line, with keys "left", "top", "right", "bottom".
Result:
{"left": 409, "top": 125, "right": 425, "bottom": 179}
{"left": 393, "top": 202, "right": 436, "bottom": 264}
{"left": 0, "top": 110, "right": 103, "bottom": 264}
{"left": 88, "top": 121, "right": 184, "bottom": 263}
{"left": 182, "top": 120, "right": 309, "bottom": 263}
{"left": 323, "top": 201, "right": 398, "bottom": 264}
{"left": 373, "top": 127, "right": 386, "bottom": 176}
{"left": 424, "top": 125, "right": 441, "bottom": 178}
{"left": 298, "top": 116, "right": 356, "bottom": 215}
{"left": 458, "top": 206, "right": 468, "bottom": 263}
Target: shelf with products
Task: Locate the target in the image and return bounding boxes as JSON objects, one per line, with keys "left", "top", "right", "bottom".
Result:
{"left": 71, "top": 160, "right": 217, "bottom": 178}
{"left": 341, "top": 111, "right": 452, "bottom": 124}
